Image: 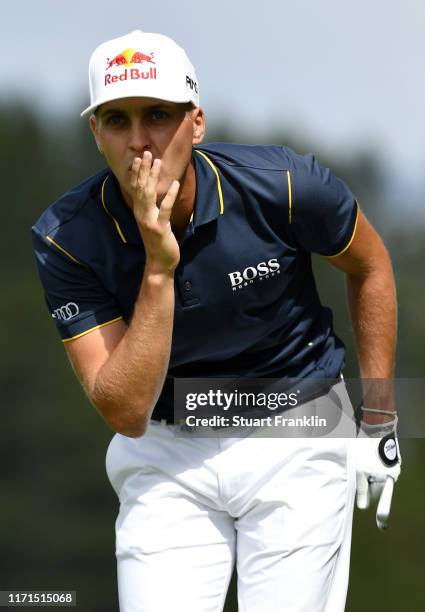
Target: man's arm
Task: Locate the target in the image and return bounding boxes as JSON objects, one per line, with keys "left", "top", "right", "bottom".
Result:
{"left": 326, "top": 210, "right": 397, "bottom": 424}
{"left": 65, "top": 154, "right": 180, "bottom": 438}
{"left": 328, "top": 210, "right": 401, "bottom": 525}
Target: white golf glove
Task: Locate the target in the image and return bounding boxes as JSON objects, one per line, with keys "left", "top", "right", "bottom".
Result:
{"left": 351, "top": 412, "right": 401, "bottom": 530}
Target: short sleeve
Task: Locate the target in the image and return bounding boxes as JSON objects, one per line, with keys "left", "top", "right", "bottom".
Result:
{"left": 289, "top": 154, "right": 359, "bottom": 256}
{"left": 31, "top": 227, "right": 123, "bottom": 342}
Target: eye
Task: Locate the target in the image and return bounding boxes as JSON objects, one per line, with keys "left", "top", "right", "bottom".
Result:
{"left": 150, "top": 110, "right": 169, "bottom": 121}
{"left": 105, "top": 114, "right": 126, "bottom": 126}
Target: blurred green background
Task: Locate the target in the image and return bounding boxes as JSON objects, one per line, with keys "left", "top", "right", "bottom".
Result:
{"left": 1, "top": 100, "right": 424, "bottom": 611}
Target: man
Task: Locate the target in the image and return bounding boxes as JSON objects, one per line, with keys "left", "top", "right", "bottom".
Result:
{"left": 32, "top": 30, "right": 401, "bottom": 611}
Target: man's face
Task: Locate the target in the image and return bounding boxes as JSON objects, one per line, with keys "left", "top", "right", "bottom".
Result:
{"left": 90, "top": 97, "right": 205, "bottom": 206}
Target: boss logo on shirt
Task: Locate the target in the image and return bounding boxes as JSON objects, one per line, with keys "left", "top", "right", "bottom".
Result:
{"left": 228, "top": 258, "right": 281, "bottom": 291}
{"left": 52, "top": 302, "right": 80, "bottom": 321}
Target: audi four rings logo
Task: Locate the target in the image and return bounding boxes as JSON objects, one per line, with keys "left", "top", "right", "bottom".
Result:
{"left": 52, "top": 302, "right": 80, "bottom": 321}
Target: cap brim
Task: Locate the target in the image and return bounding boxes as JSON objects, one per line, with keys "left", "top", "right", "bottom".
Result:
{"left": 80, "top": 92, "right": 196, "bottom": 117}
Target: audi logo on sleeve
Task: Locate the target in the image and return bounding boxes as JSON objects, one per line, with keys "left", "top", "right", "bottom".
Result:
{"left": 52, "top": 302, "right": 80, "bottom": 321}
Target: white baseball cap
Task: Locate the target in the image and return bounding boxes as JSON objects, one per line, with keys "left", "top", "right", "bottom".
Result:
{"left": 81, "top": 30, "right": 199, "bottom": 117}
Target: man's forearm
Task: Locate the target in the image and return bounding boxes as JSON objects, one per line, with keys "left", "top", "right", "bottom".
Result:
{"left": 347, "top": 265, "right": 397, "bottom": 377}
{"left": 91, "top": 269, "right": 175, "bottom": 437}
{"left": 346, "top": 256, "right": 397, "bottom": 422}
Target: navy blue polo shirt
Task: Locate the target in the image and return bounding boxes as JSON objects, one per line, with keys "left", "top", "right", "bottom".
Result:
{"left": 32, "top": 143, "right": 358, "bottom": 421}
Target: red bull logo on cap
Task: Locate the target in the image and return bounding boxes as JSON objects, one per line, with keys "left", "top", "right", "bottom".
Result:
{"left": 105, "top": 47, "right": 157, "bottom": 86}
{"left": 106, "top": 47, "right": 156, "bottom": 69}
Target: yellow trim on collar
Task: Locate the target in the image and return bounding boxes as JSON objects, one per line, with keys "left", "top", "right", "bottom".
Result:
{"left": 286, "top": 170, "right": 293, "bottom": 224}
{"left": 325, "top": 202, "right": 360, "bottom": 259}
{"left": 62, "top": 316, "right": 124, "bottom": 343}
{"left": 46, "top": 236, "right": 83, "bottom": 265}
{"left": 195, "top": 150, "right": 225, "bottom": 215}
{"left": 101, "top": 176, "right": 127, "bottom": 243}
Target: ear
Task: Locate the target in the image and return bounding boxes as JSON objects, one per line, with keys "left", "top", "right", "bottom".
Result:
{"left": 191, "top": 107, "right": 206, "bottom": 145}
{"left": 89, "top": 114, "right": 103, "bottom": 153}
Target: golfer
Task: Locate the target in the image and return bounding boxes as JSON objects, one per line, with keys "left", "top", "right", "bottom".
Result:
{"left": 32, "top": 30, "right": 401, "bottom": 611}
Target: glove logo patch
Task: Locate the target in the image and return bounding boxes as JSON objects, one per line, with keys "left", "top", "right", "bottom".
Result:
{"left": 383, "top": 439, "right": 397, "bottom": 462}
{"left": 379, "top": 434, "right": 399, "bottom": 466}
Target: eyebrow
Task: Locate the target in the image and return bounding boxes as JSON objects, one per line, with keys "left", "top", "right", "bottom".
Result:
{"left": 99, "top": 108, "right": 127, "bottom": 118}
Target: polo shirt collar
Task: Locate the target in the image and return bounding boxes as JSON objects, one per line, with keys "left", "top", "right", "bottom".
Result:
{"left": 99, "top": 147, "right": 225, "bottom": 244}
{"left": 100, "top": 172, "right": 141, "bottom": 244}
{"left": 192, "top": 148, "right": 225, "bottom": 227}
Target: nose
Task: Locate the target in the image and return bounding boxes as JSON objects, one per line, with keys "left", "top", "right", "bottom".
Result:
{"left": 128, "top": 119, "right": 150, "bottom": 154}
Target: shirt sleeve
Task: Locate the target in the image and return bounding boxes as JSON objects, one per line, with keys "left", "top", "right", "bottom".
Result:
{"left": 289, "top": 153, "right": 359, "bottom": 256}
{"left": 31, "top": 227, "right": 123, "bottom": 342}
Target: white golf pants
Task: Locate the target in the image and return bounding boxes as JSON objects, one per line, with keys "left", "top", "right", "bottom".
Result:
{"left": 106, "top": 381, "right": 356, "bottom": 612}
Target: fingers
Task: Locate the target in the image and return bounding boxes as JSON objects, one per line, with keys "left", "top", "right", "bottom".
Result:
{"left": 130, "top": 156, "right": 142, "bottom": 190}
{"left": 130, "top": 153, "right": 180, "bottom": 230}
{"left": 144, "top": 158, "right": 161, "bottom": 208}
{"left": 356, "top": 472, "right": 370, "bottom": 509}
{"left": 130, "top": 151, "right": 152, "bottom": 189}
{"left": 157, "top": 181, "right": 180, "bottom": 228}
{"left": 131, "top": 153, "right": 161, "bottom": 220}
{"left": 376, "top": 476, "right": 394, "bottom": 530}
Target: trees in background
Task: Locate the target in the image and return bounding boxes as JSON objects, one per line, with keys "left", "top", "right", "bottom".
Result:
{"left": 1, "top": 103, "right": 423, "bottom": 611}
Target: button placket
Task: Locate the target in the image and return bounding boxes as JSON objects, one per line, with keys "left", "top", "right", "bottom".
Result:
{"left": 176, "top": 259, "right": 200, "bottom": 308}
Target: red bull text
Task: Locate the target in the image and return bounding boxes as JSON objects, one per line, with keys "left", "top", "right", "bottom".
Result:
{"left": 105, "top": 67, "right": 157, "bottom": 86}
{"left": 105, "top": 48, "right": 157, "bottom": 86}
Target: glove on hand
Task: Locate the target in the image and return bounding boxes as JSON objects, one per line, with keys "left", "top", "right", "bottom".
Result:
{"left": 351, "top": 415, "right": 401, "bottom": 529}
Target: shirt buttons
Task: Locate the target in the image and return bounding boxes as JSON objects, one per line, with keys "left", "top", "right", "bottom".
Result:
{"left": 184, "top": 280, "right": 192, "bottom": 292}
